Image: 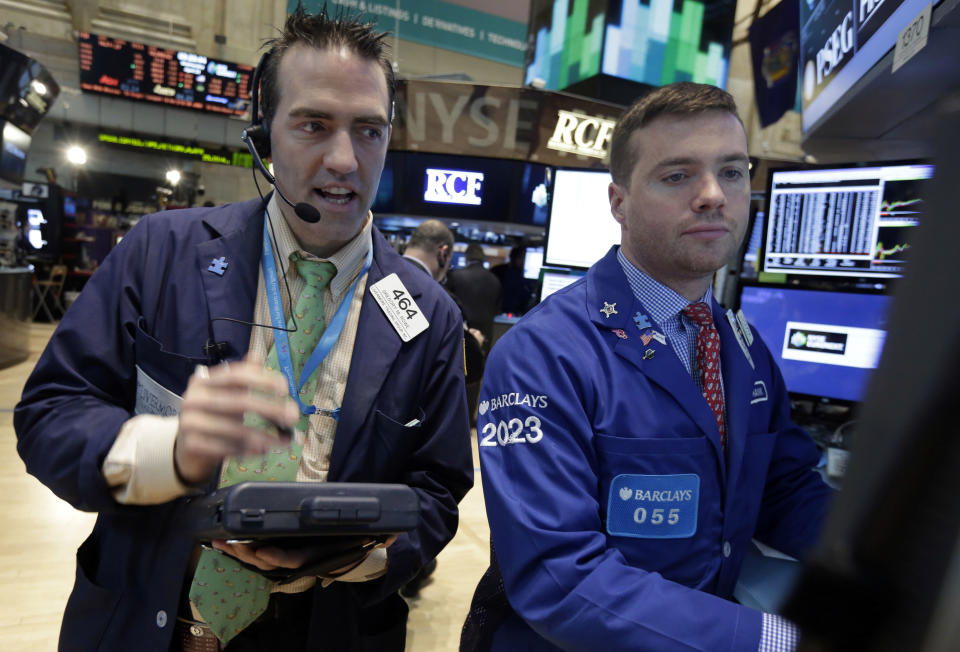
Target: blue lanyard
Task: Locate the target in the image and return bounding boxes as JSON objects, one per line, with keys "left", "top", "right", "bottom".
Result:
{"left": 261, "top": 216, "right": 372, "bottom": 419}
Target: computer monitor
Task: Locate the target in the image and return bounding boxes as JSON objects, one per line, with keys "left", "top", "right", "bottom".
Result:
{"left": 761, "top": 162, "right": 934, "bottom": 282}
{"left": 450, "top": 242, "right": 469, "bottom": 270}
{"left": 0, "top": 121, "right": 31, "bottom": 184}
{"left": 739, "top": 285, "right": 892, "bottom": 404}
{"left": 523, "top": 246, "right": 544, "bottom": 280}
{"left": 544, "top": 168, "right": 620, "bottom": 269}
{"left": 739, "top": 209, "right": 765, "bottom": 281}
{"left": 539, "top": 267, "right": 586, "bottom": 302}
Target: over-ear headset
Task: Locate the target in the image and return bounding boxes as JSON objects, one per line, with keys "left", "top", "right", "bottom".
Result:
{"left": 243, "top": 52, "right": 273, "bottom": 159}
{"left": 241, "top": 50, "right": 322, "bottom": 224}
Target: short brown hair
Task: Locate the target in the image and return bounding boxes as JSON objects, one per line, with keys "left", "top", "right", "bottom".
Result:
{"left": 260, "top": 4, "right": 396, "bottom": 129}
{"left": 608, "top": 82, "right": 741, "bottom": 186}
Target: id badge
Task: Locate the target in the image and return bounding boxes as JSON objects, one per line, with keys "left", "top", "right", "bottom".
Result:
{"left": 606, "top": 474, "right": 699, "bottom": 539}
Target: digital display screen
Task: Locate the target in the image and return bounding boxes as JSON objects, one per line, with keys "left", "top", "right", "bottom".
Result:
{"left": 740, "top": 285, "right": 891, "bottom": 403}
{"left": 377, "top": 151, "right": 550, "bottom": 226}
{"left": 545, "top": 168, "right": 620, "bottom": 269}
{"left": 799, "top": 0, "right": 941, "bottom": 131}
{"left": 540, "top": 267, "right": 586, "bottom": 301}
{"left": 423, "top": 168, "right": 485, "bottom": 206}
{"left": 78, "top": 32, "right": 254, "bottom": 116}
{"left": 0, "top": 121, "right": 31, "bottom": 183}
{"left": 762, "top": 162, "right": 934, "bottom": 280}
{"left": 526, "top": 0, "right": 734, "bottom": 90}
{"left": 26, "top": 208, "right": 46, "bottom": 249}
{"left": 523, "top": 246, "right": 544, "bottom": 280}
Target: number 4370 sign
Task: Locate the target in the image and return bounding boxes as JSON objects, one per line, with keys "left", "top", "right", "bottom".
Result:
{"left": 892, "top": 3, "right": 931, "bottom": 74}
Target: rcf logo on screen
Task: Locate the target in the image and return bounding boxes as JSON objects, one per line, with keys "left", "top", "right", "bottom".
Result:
{"left": 423, "top": 168, "right": 484, "bottom": 206}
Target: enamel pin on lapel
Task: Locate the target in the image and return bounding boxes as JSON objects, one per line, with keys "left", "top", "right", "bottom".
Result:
{"left": 633, "top": 312, "right": 652, "bottom": 330}
{"left": 207, "top": 256, "right": 229, "bottom": 276}
{"left": 601, "top": 302, "right": 618, "bottom": 318}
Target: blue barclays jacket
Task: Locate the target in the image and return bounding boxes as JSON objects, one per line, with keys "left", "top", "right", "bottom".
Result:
{"left": 15, "top": 197, "right": 473, "bottom": 651}
{"left": 471, "top": 247, "right": 831, "bottom": 651}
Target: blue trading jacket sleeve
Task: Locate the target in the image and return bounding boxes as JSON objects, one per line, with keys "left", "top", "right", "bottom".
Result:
{"left": 478, "top": 321, "right": 763, "bottom": 652}
{"left": 15, "top": 219, "right": 151, "bottom": 513}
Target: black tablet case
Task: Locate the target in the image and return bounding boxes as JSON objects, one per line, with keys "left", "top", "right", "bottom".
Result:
{"left": 183, "top": 481, "right": 420, "bottom": 541}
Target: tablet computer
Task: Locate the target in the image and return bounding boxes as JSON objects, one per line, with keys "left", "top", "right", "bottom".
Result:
{"left": 182, "top": 481, "right": 419, "bottom": 542}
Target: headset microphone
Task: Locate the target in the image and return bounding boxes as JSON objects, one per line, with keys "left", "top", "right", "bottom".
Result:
{"left": 243, "top": 51, "right": 322, "bottom": 225}
{"left": 241, "top": 127, "right": 322, "bottom": 224}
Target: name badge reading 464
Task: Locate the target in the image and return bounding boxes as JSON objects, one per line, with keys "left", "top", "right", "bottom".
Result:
{"left": 606, "top": 473, "right": 699, "bottom": 539}
{"left": 370, "top": 273, "right": 430, "bottom": 342}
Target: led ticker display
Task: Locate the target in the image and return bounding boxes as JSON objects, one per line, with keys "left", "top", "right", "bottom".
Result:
{"left": 78, "top": 32, "right": 254, "bottom": 116}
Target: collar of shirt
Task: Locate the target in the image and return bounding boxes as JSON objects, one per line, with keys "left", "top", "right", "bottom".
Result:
{"left": 616, "top": 247, "right": 717, "bottom": 380}
{"left": 403, "top": 254, "right": 432, "bottom": 276}
{"left": 266, "top": 193, "right": 372, "bottom": 298}
{"left": 615, "top": 247, "right": 713, "bottom": 323}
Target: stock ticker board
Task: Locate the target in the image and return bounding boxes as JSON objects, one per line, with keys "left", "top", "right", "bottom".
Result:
{"left": 78, "top": 32, "right": 254, "bottom": 117}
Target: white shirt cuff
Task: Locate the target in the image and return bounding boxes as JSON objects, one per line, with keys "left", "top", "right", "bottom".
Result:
{"left": 101, "top": 414, "right": 194, "bottom": 504}
{"left": 759, "top": 612, "right": 799, "bottom": 652}
{"left": 320, "top": 547, "right": 388, "bottom": 587}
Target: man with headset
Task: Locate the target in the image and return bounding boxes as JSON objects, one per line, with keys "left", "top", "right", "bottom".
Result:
{"left": 15, "top": 7, "right": 472, "bottom": 651}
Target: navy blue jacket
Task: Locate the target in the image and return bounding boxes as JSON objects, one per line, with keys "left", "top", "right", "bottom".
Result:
{"left": 465, "top": 247, "right": 831, "bottom": 651}
{"left": 15, "top": 198, "right": 473, "bottom": 651}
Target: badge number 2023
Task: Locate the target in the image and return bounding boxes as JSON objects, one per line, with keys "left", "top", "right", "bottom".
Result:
{"left": 479, "top": 416, "right": 543, "bottom": 446}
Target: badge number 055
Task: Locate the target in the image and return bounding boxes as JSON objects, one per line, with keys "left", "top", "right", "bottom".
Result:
{"left": 480, "top": 416, "right": 543, "bottom": 447}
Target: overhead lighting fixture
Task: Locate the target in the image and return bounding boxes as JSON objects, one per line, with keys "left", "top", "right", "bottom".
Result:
{"left": 66, "top": 145, "right": 87, "bottom": 165}
{"left": 165, "top": 169, "right": 181, "bottom": 186}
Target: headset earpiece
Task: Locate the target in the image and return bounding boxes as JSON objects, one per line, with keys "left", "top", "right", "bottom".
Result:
{"left": 247, "top": 51, "right": 271, "bottom": 158}
{"left": 247, "top": 123, "right": 271, "bottom": 159}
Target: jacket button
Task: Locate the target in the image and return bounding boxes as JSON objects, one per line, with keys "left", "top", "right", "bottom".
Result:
{"left": 722, "top": 541, "right": 732, "bottom": 558}
{"left": 156, "top": 610, "right": 168, "bottom": 628}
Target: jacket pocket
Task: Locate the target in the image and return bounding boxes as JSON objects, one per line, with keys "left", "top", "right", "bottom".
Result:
{"left": 59, "top": 534, "right": 124, "bottom": 651}
{"left": 370, "top": 408, "right": 425, "bottom": 480}
{"left": 134, "top": 317, "right": 206, "bottom": 398}
{"left": 593, "top": 433, "right": 723, "bottom": 587}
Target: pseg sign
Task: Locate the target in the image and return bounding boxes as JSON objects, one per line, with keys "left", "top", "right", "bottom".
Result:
{"left": 546, "top": 110, "right": 617, "bottom": 160}
{"left": 424, "top": 168, "right": 484, "bottom": 205}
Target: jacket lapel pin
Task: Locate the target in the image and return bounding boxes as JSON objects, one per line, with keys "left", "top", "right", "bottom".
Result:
{"left": 207, "top": 256, "right": 229, "bottom": 276}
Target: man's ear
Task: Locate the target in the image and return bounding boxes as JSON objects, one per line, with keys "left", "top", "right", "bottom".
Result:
{"left": 608, "top": 181, "right": 626, "bottom": 224}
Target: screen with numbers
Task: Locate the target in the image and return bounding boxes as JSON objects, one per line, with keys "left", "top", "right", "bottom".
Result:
{"left": 78, "top": 32, "right": 254, "bottom": 116}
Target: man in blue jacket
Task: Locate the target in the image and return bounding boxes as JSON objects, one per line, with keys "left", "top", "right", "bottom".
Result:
{"left": 462, "top": 82, "right": 831, "bottom": 651}
{"left": 15, "top": 7, "right": 472, "bottom": 651}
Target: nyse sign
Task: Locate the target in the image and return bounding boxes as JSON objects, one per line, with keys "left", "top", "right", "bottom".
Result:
{"left": 424, "top": 168, "right": 484, "bottom": 206}
{"left": 546, "top": 110, "right": 616, "bottom": 160}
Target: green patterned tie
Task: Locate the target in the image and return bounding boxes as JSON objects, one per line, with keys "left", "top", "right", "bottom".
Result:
{"left": 189, "top": 254, "right": 337, "bottom": 644}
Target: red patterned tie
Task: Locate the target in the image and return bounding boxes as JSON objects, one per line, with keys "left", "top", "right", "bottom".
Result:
{"left": 682, "top": 301, "right": 726, "bottom": 450}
